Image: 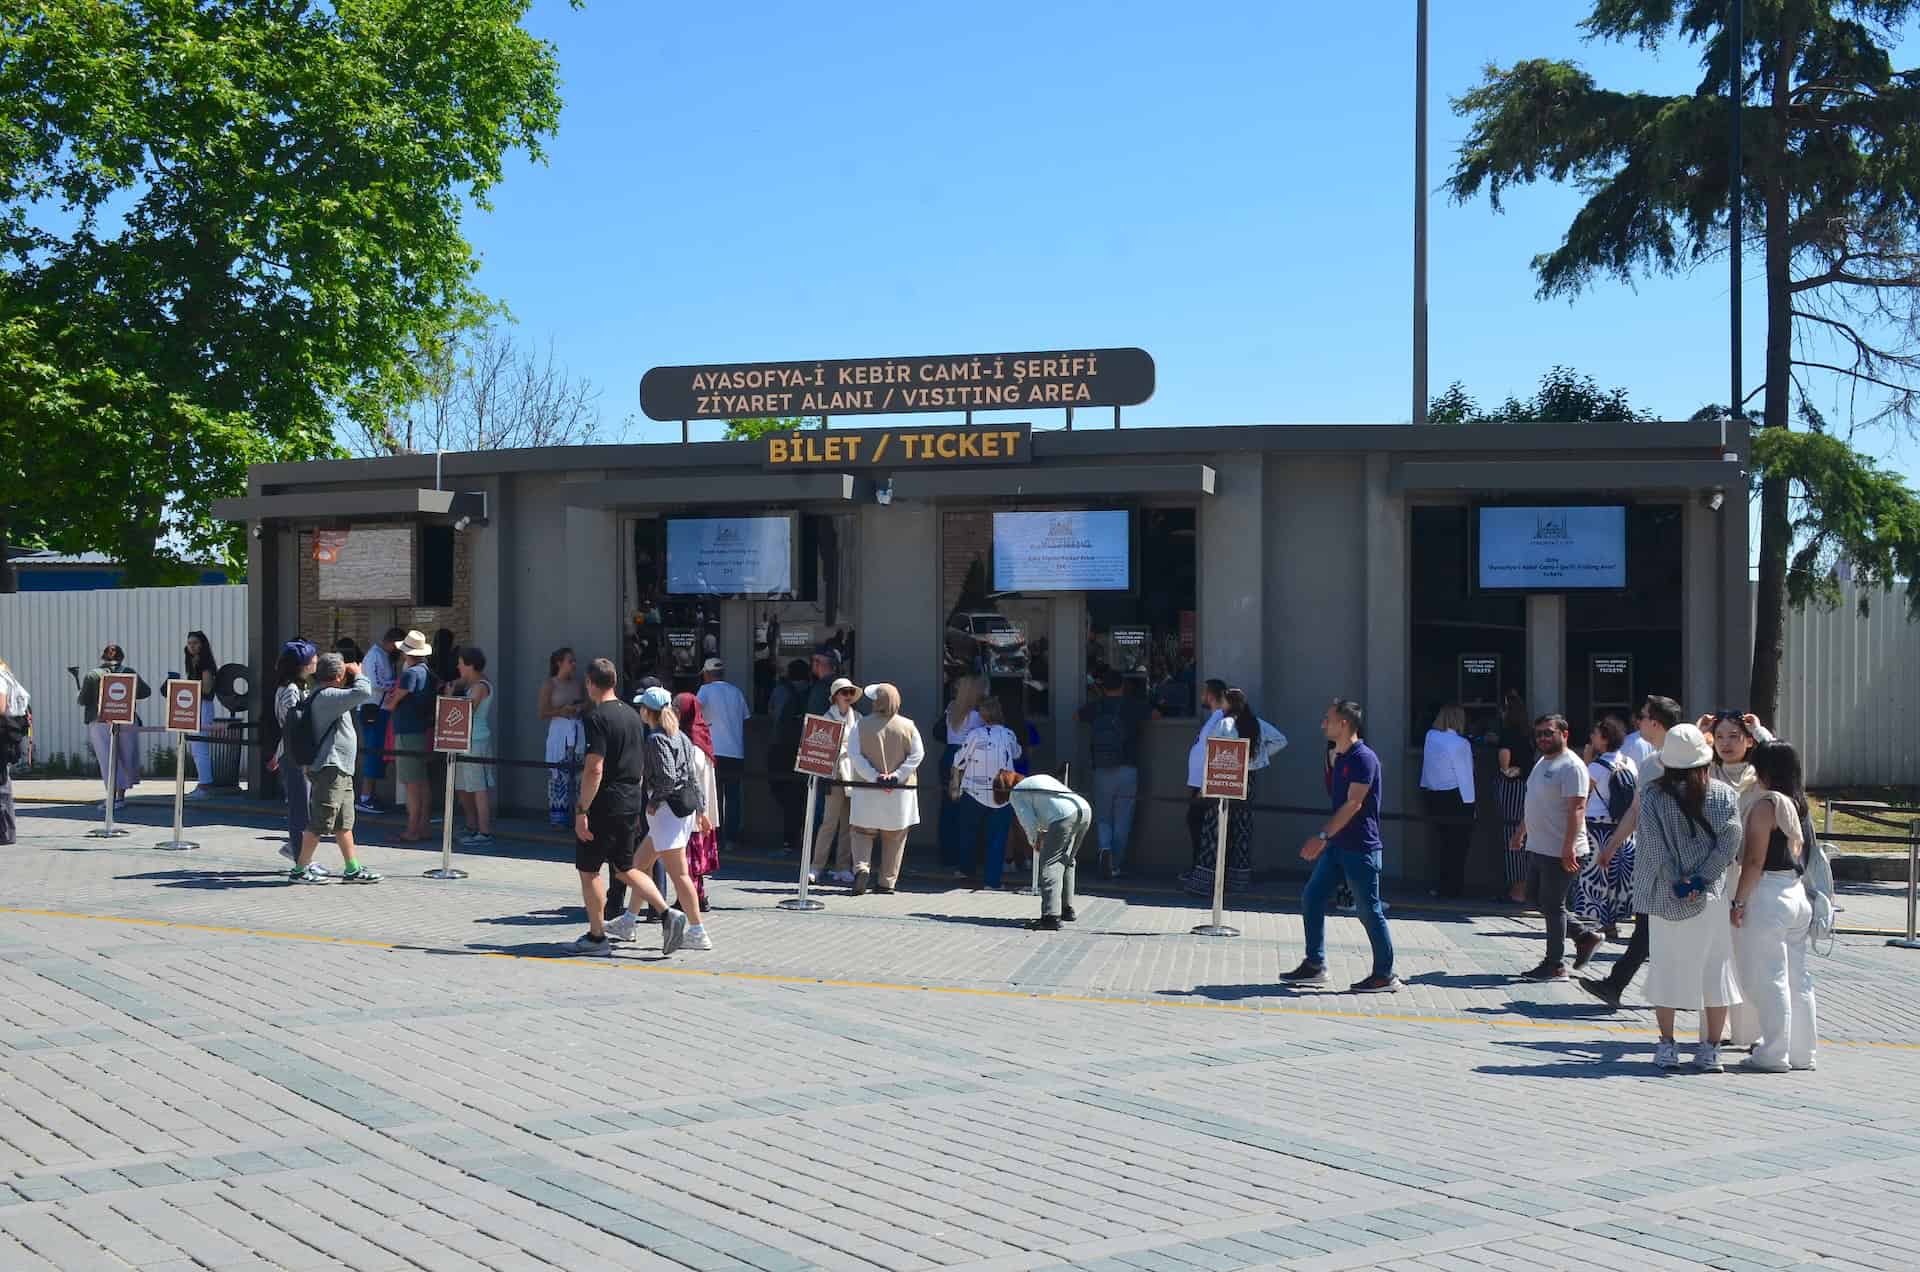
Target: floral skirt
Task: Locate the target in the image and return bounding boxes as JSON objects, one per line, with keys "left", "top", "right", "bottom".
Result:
{"left": 1184, "top": 774, "right": 1256, "bottom": 897}
{"left": 1570, "top": 821, "right": 1634, "bottom": 925}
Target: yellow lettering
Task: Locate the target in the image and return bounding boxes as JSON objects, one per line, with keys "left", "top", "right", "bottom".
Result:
{"left": 1000, "top": 430, "right": 1021, "bottom": 455}
{"left": 900, "top": 434, "right": 918, "bottom": 460}
{"left": 936, "top": 433, "right": 957, "bottom": 459}
{"left": 978, "top": 432, "right": 999, "bottom": 458}
{"left": 769, "top": 439, "right": 789, "bottom": 464}
{"left": 958, "top": 432, "right": 980, "bottom": 458}
{"left": 843, "top": 435, "right": 864, "bottom": 463}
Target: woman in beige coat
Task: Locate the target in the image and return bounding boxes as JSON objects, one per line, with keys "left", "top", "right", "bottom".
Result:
{"left": 849, "top": 683, "right": 925, "bottom": 895}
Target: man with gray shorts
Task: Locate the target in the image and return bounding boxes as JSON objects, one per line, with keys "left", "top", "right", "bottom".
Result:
{"left": 291, "top": 654, "right": 384, "bottom": 884}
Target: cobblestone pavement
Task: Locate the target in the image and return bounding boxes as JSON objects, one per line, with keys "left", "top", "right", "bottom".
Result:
{"left": 3, "top": 802, "right": 1919, "bottom": 1271}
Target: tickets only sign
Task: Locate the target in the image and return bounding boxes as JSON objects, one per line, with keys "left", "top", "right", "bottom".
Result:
{"left": 97, "top": 672, "right": 139, "bottom": 725}
{"left": 432, "top": 695, "right": 473, "bottom": 754}
{"left": 794, "top": 714, "right": 846, "bottom": 779}
{"left": 163, "top": 680, "right": 202, "bottom": 733}
{"left": 1202, "top": 736, "right": 1250, "bottom": 801}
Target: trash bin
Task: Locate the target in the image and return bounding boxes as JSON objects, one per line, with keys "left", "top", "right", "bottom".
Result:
{"left": 208, "top": 715, "right": 246, "bottom": 788}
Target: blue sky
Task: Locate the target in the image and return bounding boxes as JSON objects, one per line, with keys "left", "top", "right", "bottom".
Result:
{"left": 464, "top": 0, "right": 1918, "bottom": 480}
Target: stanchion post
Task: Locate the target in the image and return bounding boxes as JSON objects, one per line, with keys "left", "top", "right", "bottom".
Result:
{"left": 1890, "top": 819, "right": 1920, "bottom": 950}
{"left": 779, "top": 775, "right": 826, "bottom": 911}
{"left": 1822, "top": 799, "right": 1832, "bottom": 836}
{"left": 154, "top": 737, "right": 200, "bottom": 851}
{"left": 86, "top": 722, "right": 131, "bottom": 840}
{"left": 1193, "top": 797, "right": 1241, "bottom": 937}
{"left": 425, "top": 753, "right": 468, "bottom": 880}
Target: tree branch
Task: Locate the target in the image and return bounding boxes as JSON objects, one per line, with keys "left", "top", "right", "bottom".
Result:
{"left": 1790, "top": 360, "right": 1917, "bottom": 395}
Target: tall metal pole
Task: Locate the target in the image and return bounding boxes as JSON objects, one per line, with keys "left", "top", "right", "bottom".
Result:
{"left": 1413, "top": 0, "right": 1430, "bottom": 424}
{"left": 1728, "top": 0, "right": 1743, "bottom": 420}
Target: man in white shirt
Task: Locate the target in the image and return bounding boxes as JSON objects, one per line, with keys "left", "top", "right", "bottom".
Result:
{"left": 0, "top": 660, "right": 28, "bottom": 846}
{"left": 696, "top": 658, "right": 750, "bottom": 850}
{"left": 1182, "top": 679, "right": 1227, "bottom": 881}
{"left": 356, "top": 626, "right": 403, "bottom": 813}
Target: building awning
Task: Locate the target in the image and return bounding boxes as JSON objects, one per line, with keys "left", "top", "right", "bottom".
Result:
{"left": 888, "top": 464, "right": 1215, "bottom": 500}
{"left": 1390, "top": 459, "right": 1744, "bottom": 493}
{"left": 212, "top": 489, "right": 488, "bottom": 522}
{"left": 561, "top": 473, "right": 867, "bottom": 507}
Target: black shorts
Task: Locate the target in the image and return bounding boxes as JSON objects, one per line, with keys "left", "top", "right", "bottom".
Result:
{"left": 576, "top": 809, "right": 639, "bottom": 875}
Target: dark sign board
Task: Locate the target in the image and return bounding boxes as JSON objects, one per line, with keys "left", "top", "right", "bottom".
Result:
{"left": 1458, "top": 654, "right": 1501, "bottom": 708}
{"left": 766, "top": 423, "right": 1029, "bottom": 469}
{"left": 794, "top": 714, "right": 846, "bottom": 778}
{"left": 433, "top": 695, "right": 473, "bottom": 753}
{"left": 641, "top": 348, "right": 1154, "bottom": 422}
{"left": 164, "top": 679, "right": 203, "bottom": 733}
{"left": 1202, "top": 737, "right": 1250, "bottom": 801}
{"left": 666, "top": 629, "right": 700, "bottom": 675}
{"left": 1590, "top": 654, "right": 1633, "bottom": 709}
{"left": 1109, "top": 626, "right": 1151, "bottom": 675}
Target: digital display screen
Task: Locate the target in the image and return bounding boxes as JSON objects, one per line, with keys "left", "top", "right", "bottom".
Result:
{"left": 665, "top": 516, "right": 794, "bottom": 595}
{"left": 991, "top": 510, "right": 1130, "bottom": 592}
{"left": 1477, "top": 506, "right": 1627, "bottom": 590}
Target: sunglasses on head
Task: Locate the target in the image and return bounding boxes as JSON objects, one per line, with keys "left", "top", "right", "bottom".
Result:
{"left": 1713, "top": 710, "right": 1744, "bottom": 724}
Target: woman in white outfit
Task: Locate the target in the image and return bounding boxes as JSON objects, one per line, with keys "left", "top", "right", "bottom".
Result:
{"left": 849, "top": 683, "right": 924, "bottom": 895}
{"left": 809, "top": 678, "right": 861, "bottom": 886}
{"left": 1632, "top": 724, "right": 1745, "bottom": 1073}
{"left": 608, "top": 687, "right": 714, "bottom": 950}
{"left": 1729, "top": 741, "right": 1819, "bottom": 1073}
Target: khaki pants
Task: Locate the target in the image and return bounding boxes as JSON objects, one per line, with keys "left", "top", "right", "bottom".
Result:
{"left": 811, "top": 788, "right": 853, "bottom": 872}
{"left": 853, "top": 827, "right": 908, "bottom": 888}
{"left": 1038, "top": 806, "right": 1091, "bottom": 918}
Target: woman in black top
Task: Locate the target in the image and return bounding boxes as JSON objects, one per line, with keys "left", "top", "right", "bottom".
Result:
{"left": 1495, "top": 690, "right": 1533, "bottom": 903}
{"left": 1728, "top": 741, "right": 1819, "bottom": 1072}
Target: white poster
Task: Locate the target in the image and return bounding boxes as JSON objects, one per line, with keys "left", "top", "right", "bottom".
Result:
{"left": 1477, "top": 506, "right": 1627, "bottom": 590}
{"left": 992, "top": 510, "right": 1130, "bottom": 592}
{"left": 316, "top": 526, "right": 414, "bottom": 601}
{"left": 666, "top": 516, "right": 792, "bottom": 594}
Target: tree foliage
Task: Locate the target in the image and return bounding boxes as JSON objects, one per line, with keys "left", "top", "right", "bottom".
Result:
{"left": 1429, "top": 366, "right": 1652, "bottom": 424}
{"left": 0, "top": 1, "right": 570, "bottom": 584}
{"left": 1446, "top": 0, "right": 1920, "bottom": 718}
{"left": 342, "top": 322, "right": 604, "bottom": 457}
{"left": 723, "top": 417, "right": 825, "bottom": 440}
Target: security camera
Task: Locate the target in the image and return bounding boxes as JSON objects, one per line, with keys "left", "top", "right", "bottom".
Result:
{"left": 1707, "top": 489, "right": 1725, "bottom": 512}
{"left": 453, "top": 515, "right": 471, "bottom": 531}
{"left": 875, "top": 481, "right": 893, "bottom": 507}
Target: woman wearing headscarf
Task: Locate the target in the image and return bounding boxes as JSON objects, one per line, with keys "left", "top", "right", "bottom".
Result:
{"left": 183, "top": 630, "right": 219, "bottom": 798}
{"left": 1184, "top": 688, "right": 1264, "bottom": 899}
{"left": 270, "top": 640, "right": 319, "bottom": 863}
{"left": 674, "top": 690, "right": 720, "bottom": 912}
{"left": 849, "top": 683, "right": 924, "bottom": 895}
{"left": 1633, "top": 724, "right": 1745, "bottom": 1073}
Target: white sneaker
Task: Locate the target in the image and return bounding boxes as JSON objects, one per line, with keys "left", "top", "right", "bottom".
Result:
{"left": 1654, "top": 1041, "right": 1681, "bottom": 1070}
{"left": 570, "top": 932, "right": 613, "bottom": 957}
{"left": 682, "top": 925, "right": 713, "bottom": 951}
{"left": 605, "top": 911, "right": 637, "bottom": 944}
{"left": 806, "top": 870, "right": 819, "bottom": 885}
{"left": 1695, "top": 1043, "right": 1724, "bottom": 1073}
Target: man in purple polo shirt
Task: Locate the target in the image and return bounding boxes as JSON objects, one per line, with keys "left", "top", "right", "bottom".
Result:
{"left": 1281, "top": 699, "right": 1400, "bottom": 993}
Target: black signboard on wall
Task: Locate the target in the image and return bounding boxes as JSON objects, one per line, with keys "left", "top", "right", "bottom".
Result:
{"left": 641, "top": 348, "right": 1154, "bottom": 421}
{"left": 1590, "top": 654, "right": 1633, "bottom": 709}
{"left": 1458, "top": 653, "right": 1501, "bottom": 708}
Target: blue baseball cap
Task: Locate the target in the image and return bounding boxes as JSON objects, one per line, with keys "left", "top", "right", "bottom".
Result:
{"left": 637, "top": 686, "right": 672, "bottom": 711}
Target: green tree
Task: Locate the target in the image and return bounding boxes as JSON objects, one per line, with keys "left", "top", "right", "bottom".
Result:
{"left": 1447, "top": 0, "right": 1920, "bottom": 720}
{"left": 723, "top": 416, "right": 825, "bottom": 440}
{"left": 0, "top": 0, "right": 573, "bottom": 586}
{"left": 1430, "top": 366, "right": 1651, "bottom": 423}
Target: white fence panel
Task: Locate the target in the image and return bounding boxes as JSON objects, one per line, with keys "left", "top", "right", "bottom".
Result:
{"left": 1769, "top": 581, "right": 1920, "bottom": 788}
{"left": 0, "top": 585, "right": 249, "bottom": 775}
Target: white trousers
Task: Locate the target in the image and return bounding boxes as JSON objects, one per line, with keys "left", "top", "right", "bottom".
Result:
{"left": 89, "top": 722, "right": 140, "bottom": 795}
{"left": 190, "top": 700, "right": 215, "bottom": 787}
{"left": 1731, "top": 872, "right": 1817, "bottom": 1069}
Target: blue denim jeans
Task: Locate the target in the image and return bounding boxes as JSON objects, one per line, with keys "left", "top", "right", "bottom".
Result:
{"left": 1301, "top": 847, "right": 1394, "bottom": 978}
{"left": 1091, "top": 765, "right": 1138, "bottom": 869}
{"left": 952, "top": 795, "right": 1014, "bottom": 887}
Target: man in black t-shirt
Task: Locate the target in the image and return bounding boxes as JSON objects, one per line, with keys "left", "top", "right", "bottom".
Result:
{"left": 572, "top": 659, "right": 685, "bottom": 956}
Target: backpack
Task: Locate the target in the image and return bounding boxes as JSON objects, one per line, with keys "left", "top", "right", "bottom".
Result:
{"left": 1604, "top": 755, "right": 1638, "bottom": 825}
{"left": 1089, "top": 699, "right": 1131, "bottom": 767}
{"left": 283, "top": 696, "right": 341, "bottom": 770}
{"left": 0, "top": 713, "right": 24, "bottom": 767}
{"left": 653, "top": 731, "right": 700, "bottom": 817}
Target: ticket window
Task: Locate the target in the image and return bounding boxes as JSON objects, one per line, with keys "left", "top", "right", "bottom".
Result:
{"left": 1409, "top": 505, "right": 1526, "bottom": 738}
{"left": 624, "top": 513, "right": 858, "bottom": 709}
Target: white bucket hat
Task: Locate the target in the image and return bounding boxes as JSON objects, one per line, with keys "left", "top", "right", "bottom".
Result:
{"left": 1657, "top": 723, "right": 1713, "bottom": 771}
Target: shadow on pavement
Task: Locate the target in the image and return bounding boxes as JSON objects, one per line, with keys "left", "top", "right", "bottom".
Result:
{"left": 1157, "top": 984, "right": 1281, "bottom": 1002}
{"left": 1404, "top": 971, "right": 1522, "bottom": 990}
{"left": 474, "top": 908, "right": 582, "bottom": 927}
{"left": 907, "top": 912, "right": 1035, "bottom": 929}
{"left": 113, "top": 868, "right": 288, "bottom": 890}
{"left": 1472, "top": 1036, "right": 1662, "bottom": 1079}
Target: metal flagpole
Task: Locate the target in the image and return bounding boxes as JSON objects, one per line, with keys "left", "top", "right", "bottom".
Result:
{"left": 1729, "top": 0, "right": 1744, "bottom": 420}
{"left": 1412, "top": 0, "right": 1429, "bottom": 424}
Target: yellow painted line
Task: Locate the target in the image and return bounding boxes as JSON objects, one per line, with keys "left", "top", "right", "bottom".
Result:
{"left": 2, "top": 905, "right": 1914, "bottom": 1052}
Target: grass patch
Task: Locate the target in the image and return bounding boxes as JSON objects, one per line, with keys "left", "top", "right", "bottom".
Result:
{"left": 1810, "top": 787, "right": 1920, "bottom": 852}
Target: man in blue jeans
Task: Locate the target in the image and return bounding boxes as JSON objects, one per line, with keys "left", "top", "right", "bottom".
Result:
{"left": 1282, "top": 699, "right": 1400, "bottom": 993}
